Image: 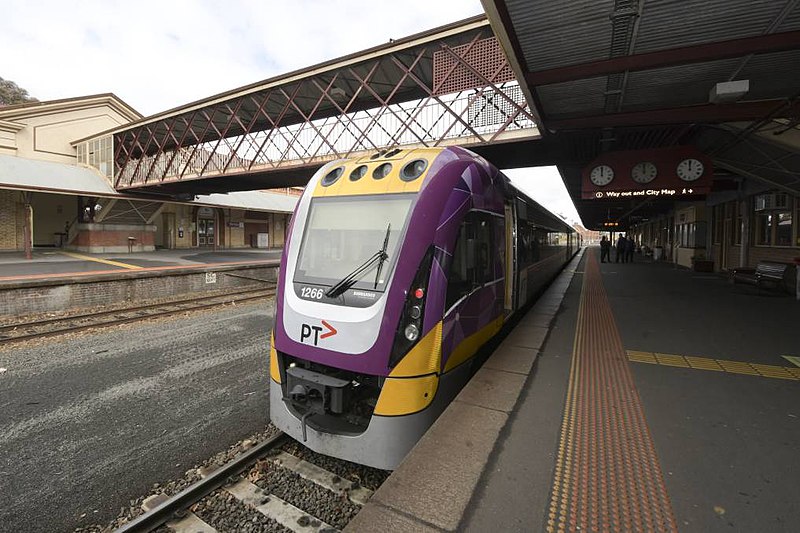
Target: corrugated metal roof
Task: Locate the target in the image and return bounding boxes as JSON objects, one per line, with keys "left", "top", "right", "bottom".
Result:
{"left": 506, "top": 0, "right": 615, "bottom": 71}
{"left": 621, "top": 58, "right": 741, "bottom": 109}
{"left": 195, "top": 191, "right": 297, "bottom": 213}
{"left": 736, "top": 49, "right": 800, "bottom": 99}
{"left": 633, "top": 0, "right": 787, "bottom": 53}
{"left": 486, "top": 0, "right": 800, "bottom": 228}
{"left": 494, "top": 0, "right": 800, "bottom": 121}
{"left": 0, "top": 155, "right": 118, "bottom": 196}
{"left": 537, "top": 77, "right": 609, "bottom": 117}
{"left": 0, "top": 155, "right": 297, "bottom": 212}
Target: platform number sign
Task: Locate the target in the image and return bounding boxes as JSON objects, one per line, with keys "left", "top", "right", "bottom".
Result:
{"left": 205, "top": 272, "right": 217, "bottom": 284}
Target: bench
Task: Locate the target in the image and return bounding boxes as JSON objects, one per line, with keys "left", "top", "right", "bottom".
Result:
{"left": 729, "top": 261, "right": 793, "bottom": 293}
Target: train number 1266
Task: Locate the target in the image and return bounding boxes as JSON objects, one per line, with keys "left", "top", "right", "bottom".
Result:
{"left": 300, "top": 286, "right": 325, "bottom": 300}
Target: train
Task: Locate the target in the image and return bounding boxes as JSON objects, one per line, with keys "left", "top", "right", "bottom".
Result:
{"left": 269, "top": 146, "right": 578, "bottom": 470}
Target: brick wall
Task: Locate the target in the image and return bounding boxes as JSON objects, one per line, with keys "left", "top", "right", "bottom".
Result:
{"left": 748, "top": 246, "right": 800, "bottom": 265}
{"left": 70, "top": 223, "right": 157, "bottom": 253}
{"left": 0, "top": 265, "right": 278, "bottom": 318}
{"left": 0, "top": 190, "right": 22, "bottom": 250}
{"left": 711, "top": 242, "right": 799, "bottom": 271}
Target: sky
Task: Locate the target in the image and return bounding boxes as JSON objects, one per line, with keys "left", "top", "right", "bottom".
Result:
{"left": 0, "top": 0, "right": 581, "bottom": 224}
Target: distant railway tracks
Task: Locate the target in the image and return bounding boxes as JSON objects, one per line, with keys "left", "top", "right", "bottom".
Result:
{"left": 115, "top": 431, "right": 386, "bottom": 533}
{"left": 0, "top": 285, "right": 275, "bottom": 345}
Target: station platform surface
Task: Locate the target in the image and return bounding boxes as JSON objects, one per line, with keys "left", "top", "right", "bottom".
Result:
{"left": 350, "top": 248, "right": 799, "bottom": 533}
{"left": 0, "top": 248, "right": 281, "bottom": 284}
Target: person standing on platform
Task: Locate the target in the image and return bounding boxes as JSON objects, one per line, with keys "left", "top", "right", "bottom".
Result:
{"left": 600, "top": 236, "right": 611, "bottom": 263}
{"left": 625, "top": 235, "right": 635, "bottom": 263}
{"left": 616, "top": 234, "right": 626, "bottom": 263}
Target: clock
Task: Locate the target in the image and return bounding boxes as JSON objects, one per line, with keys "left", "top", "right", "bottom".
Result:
{"left": 631, "top": 162, "right": 657, "bottom": 184}
{"left": 676, "top": 158, "right": 704, "bottom": 182}
{"left": 589, "top": 164, "right": 614, "bottom": 186}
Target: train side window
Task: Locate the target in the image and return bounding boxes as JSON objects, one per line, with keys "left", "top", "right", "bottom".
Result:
{"left": 446, "top": 220, "right": 472, "bottom": 309}
{"left": 475, "top": 215, "right": 492, "bottom": 284}
{"left": 446, "top": 211, "right": 493, "bottom": 310}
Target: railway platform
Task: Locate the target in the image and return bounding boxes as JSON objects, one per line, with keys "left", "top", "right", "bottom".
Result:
{"left": 349, "top": 247, "right": 799, "bottom": 533}
{"left": 0, "top": 248, "right": 281, "bottom": 319}
{"left": 0, "top": 248, "right": 281, "bottom": 283}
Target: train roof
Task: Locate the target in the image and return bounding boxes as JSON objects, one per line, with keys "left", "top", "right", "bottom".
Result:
{"left": 506, "top": 180, "right": 575, "bottom": 234}
{"left": 307, "top": 145, "right": 574, "bottom": 234}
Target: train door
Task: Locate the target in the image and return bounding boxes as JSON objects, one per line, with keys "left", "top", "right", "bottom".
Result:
{"left": 504, "top": 202, "right": 515, "bottom": 316}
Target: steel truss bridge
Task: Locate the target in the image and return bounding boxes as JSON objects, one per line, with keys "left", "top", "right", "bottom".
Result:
{"left": 92, "top": 16, "right": 538, "bottom": 195}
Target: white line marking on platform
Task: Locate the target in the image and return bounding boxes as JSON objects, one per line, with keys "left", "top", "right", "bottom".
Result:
{"left": 225, "top": 478, "right": 336, "bottom": 532}
{"left": 270, "top": 451, "right": 373, "bottom": 506}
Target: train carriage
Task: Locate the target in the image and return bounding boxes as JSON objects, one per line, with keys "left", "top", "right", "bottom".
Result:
{"left": 270, "top": 146, "right": 576, "bottom": 470}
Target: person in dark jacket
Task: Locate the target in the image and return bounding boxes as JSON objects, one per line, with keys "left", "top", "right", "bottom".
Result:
{"left": 625, "top": 235, "right": 635, "bottom": 263}
{"left": 600, "top": 236, "right": 611, "bottom": 263}
{"left": 616, "top": 235, "right": 626, "bottom": 263}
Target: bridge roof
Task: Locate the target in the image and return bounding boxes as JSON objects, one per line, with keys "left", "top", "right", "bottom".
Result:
{"left": 483, "top": 0, "right": 800, "bottom": 228}
{"left": 104, "top": 15, "right": 518, "bottom": 195}
{"left": 99, "top": 16, "right": 489, "bottom": 139}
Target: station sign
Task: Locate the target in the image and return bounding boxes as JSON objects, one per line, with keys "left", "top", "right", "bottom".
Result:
{"left": 581, "top": 146, "right": 712, "bottom": 200}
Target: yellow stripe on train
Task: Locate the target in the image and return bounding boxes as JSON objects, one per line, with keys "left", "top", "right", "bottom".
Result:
{"left": 373, "top": 316, "right": 503, "bottom": 416}
{"left": 269, "top": 331, "right": 281, "bottom": 384}
{"left": 444, "top": 315, "right": 504, "bottom": 373}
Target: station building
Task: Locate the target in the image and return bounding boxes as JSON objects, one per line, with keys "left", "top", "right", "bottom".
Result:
{"left": 632, "top": 187, "right": 800, "bottom": 271}
{"left": 0, "top": 94, "right": 298, "bottom": 253}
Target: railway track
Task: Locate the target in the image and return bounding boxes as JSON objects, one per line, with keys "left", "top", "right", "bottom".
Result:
{"left": 0, "top": 285, "right": 275, "bottom": 344}
{"left": 113, "top": 431, "right": 388, "bottom": 533}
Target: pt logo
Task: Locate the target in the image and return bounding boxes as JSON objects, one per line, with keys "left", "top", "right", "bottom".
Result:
{"left": 300, "top": 320, "right": 337, "bottom": 345}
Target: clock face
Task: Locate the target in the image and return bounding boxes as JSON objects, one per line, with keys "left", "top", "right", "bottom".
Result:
{"left": 631, "top": 162, "right": 657, "bottom": 184}
{"left": 676, "top": 158, "right": 704, "bottom": 182}
{"left": 590, "top": 164, "right": 614, "bottom": 186}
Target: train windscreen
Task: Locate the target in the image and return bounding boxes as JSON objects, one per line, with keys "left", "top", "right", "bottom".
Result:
{"left": 294, "top": 194, "right": 414, "bottom": 292}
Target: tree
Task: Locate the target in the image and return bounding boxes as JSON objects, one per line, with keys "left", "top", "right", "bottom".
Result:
{"left": 0, "top": 77, "right": 37, "bottom": 106}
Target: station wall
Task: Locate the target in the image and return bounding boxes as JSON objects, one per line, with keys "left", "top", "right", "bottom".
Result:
{"left": 0, "top": 190, "right": 25, "bottom": 251}
{"left": 30, "top": 193, "right": 76, "bottom": 246}
{"left": 633, "top": 191, "right": 800, "bottom": 272}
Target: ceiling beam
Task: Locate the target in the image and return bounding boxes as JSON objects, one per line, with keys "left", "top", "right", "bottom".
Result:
{"left": 547, "top": 99, "right": 800, "bottom": 130}
{"left": 525, "top": 30, "right": 800, "bottom": 87}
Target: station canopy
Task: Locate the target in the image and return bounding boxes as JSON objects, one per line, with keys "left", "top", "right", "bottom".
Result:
{"left": 483, "top": 0, "right": 800, "bottom": 228}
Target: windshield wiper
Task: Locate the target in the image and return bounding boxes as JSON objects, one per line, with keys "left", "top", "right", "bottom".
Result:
{"left": 373, "top": 224, "right": 391, "bottom": 289}
{"left": 325, "top": 224, "right": 391, "bottom": 299}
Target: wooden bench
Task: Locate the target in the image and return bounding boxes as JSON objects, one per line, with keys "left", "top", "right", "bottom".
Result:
{"left": 729, "top": 261, "right": 793, "bottom": 293}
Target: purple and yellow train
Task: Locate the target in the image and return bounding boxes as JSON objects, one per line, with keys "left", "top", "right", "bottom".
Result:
{"left": 270, "top": 146, "right": 577, "bottom": 469}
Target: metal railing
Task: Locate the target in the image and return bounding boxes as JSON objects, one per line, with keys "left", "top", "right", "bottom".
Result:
{"left": 116, "top": 84, "right": 536, "bottom": 188}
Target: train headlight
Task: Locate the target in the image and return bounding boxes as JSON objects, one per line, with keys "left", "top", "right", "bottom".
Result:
{"left": 322, "top": 167, "right": 344, "bottom": 186}
{"left": 389, "top": 247, "right": 434, "bottom": 368}
{"left": 400, "top": 159, "right": 428, "bottom": 182}
{"left": 349, "top": 165, "right": 367, "bottom": 181}
{"left": 404, "top": 324, "right": 420, "bottom": 342}
{"left": 373, "top": 163, "right": 392, "bottom": 180}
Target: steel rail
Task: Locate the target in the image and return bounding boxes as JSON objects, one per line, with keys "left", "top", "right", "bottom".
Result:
{"left": 115, "top": 432, "right": 290, "bottom": 533}
{"left": 0, "top": 285, "right": 275, "bottom": 332}
{"left": 0, "top": 288, "right": 275, "bottom": 344}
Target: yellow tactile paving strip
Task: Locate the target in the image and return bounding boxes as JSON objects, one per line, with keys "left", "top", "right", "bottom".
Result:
{"left": 59, "top": 251, "right": 143, "bottom": 270}
{"left": 628, "top": 351, "right": 800, "bottom": 381}
{"left": 547, "top": 249, "right": 678, "bottom": 533}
